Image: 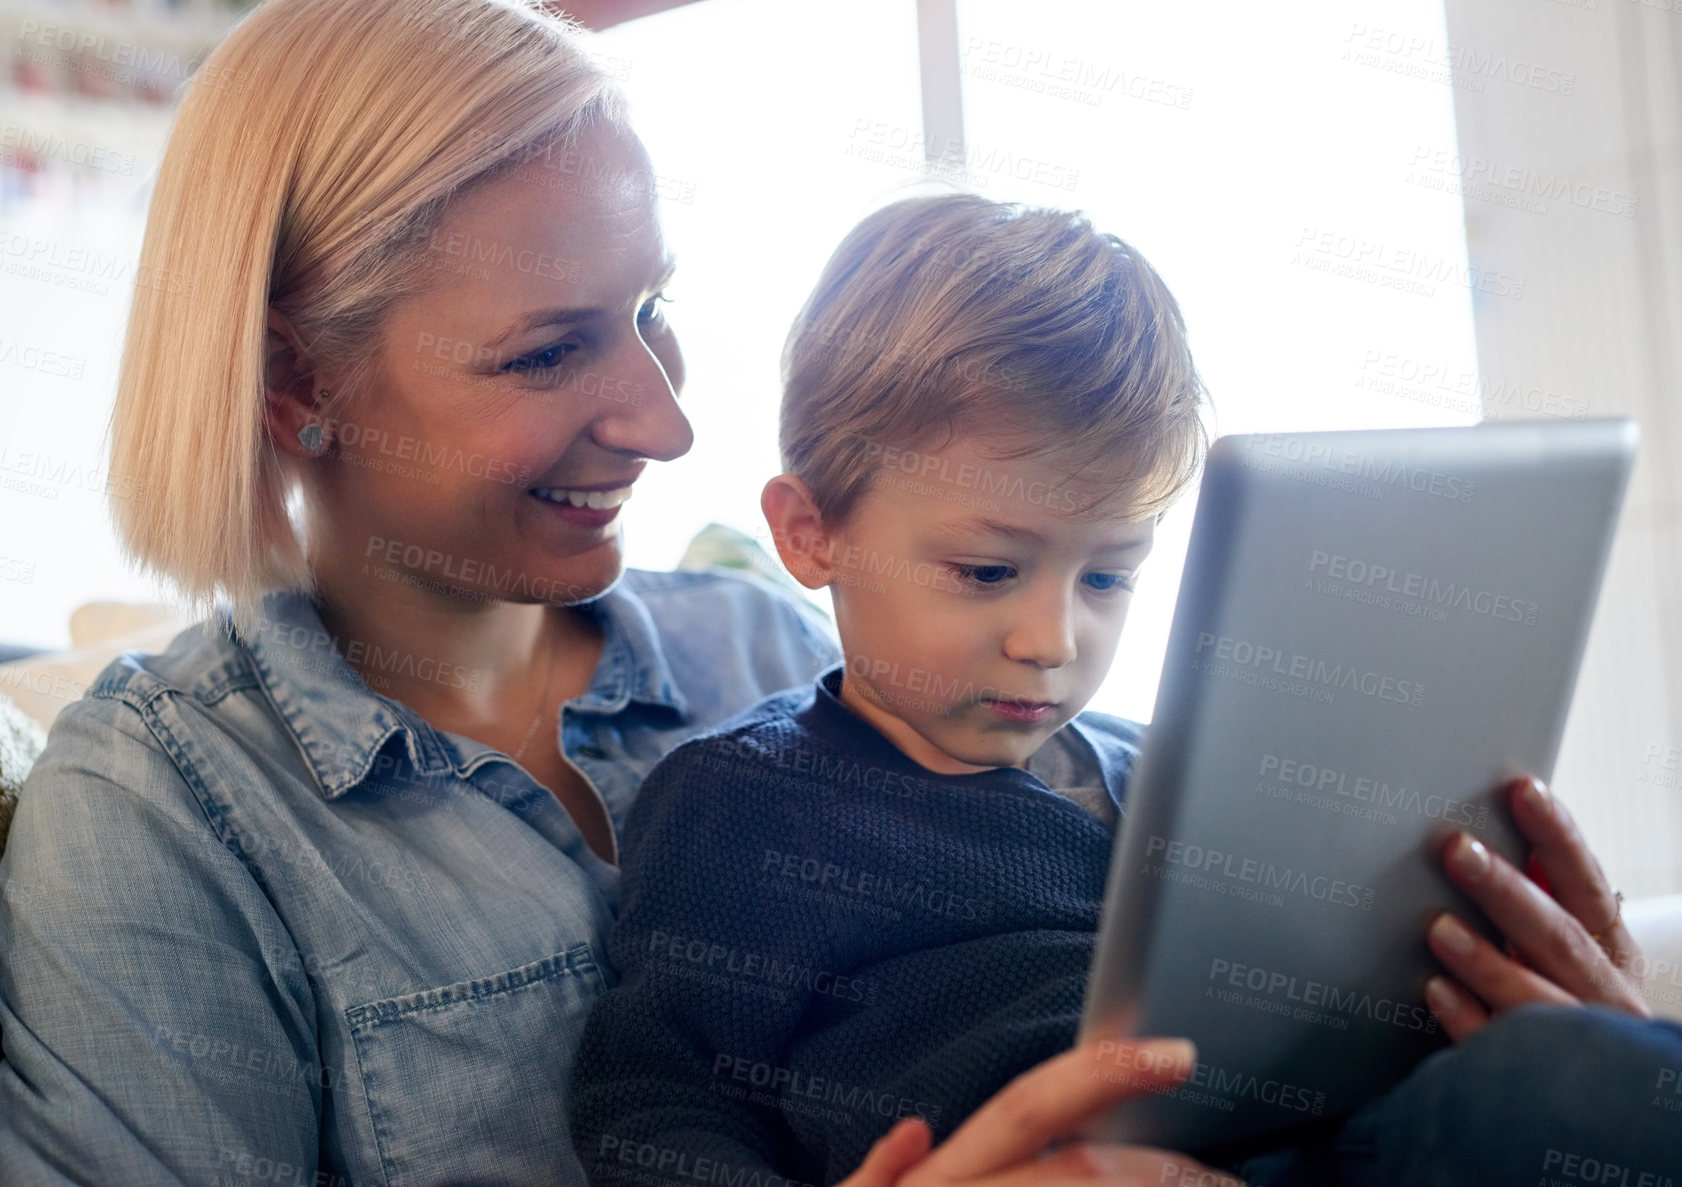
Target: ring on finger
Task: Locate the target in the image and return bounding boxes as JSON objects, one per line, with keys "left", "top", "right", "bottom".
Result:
{"left": 1587, "top": 890, "right": 1624, "bottom": 945}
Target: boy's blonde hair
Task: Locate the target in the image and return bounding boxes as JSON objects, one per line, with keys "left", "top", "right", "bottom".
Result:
{"left": 107, "top": 0, "right": 626, "bottom": 642}
{"left": 780, "top": 193, "right": 1210, "bottom": 528}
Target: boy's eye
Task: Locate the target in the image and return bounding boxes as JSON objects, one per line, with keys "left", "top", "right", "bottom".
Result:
{"left": 951, "top": 563, "right": 1015, "bottom": 586}
{"left": 638, "top": 294, "right": 671, "bottom": 325}
{"left": 1083, "top": 572, "right": 1136, "bottom": 593}
{"left": 506, "top": 341, "right": 577, "bottom": 374}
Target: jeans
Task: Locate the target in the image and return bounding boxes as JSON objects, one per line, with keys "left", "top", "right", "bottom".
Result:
{"left": 1214, "top": 1005, "right": 1682, "bottom": 1186}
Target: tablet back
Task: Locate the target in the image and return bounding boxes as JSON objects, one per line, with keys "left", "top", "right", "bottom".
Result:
{"left": 1078, "top": 418, "right": 1638, "bottom": 1152}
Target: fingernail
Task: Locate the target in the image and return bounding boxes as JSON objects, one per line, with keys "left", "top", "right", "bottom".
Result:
{"left": 1112, "top": 1036, "right": 1197, "bottom": 1078}
{"left": 1084, "top": 1145, "right": 1137, "bottom": 1175}
{"left": 1092, "top": 1036, "right": 1197, "bottom": 1085}
{"left": 1431, "top": 912, "right": 1477, "bottom": 957}
{"left": 1137, "top": 1037, "right": 1197, "bottom": 1071}
{"left": 1450, "top": 834, "right": 1491, "bottom": 879}
{"left": 1520, "top": 777, "right": 1551, "bottom": 814}
{"left": 1425, "top": 975, "right": 1462, "bottom": 1015}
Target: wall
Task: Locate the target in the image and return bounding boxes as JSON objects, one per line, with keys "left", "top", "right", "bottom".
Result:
{"left": 1443, "top": 0, "right": 1682, "bottom": 895}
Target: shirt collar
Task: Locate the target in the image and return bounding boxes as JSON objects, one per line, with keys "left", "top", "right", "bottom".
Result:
{"left": 802, "top": 664, "right": 1084, "bottom": 797}
{"left": 567, "top": 578, "right": 691, "bottom": 721}
{"left": 237, "top": 577, "right": 689, "bottom": 801}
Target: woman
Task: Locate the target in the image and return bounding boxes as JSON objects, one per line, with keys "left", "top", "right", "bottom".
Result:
{"left": 0, "top": 2, "right": 835, "bottom": 1182}
{"left": 0, "top": 1, "right": 1668, "bottom": 1184}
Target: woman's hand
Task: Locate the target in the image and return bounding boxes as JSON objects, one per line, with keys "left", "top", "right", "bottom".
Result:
{"left": 1424, "top": 775, "right": 1651, "bottom": 1040}
{"left": 839, "top": 1037, "right": 1248, "bottom": 1187}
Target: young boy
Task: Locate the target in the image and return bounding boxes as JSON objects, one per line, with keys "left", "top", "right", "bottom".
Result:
{"left": 569, "top": 192, "right": 1209, "bottom": 1185}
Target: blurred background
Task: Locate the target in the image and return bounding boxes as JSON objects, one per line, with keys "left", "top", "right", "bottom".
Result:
{"left": 1, "top": 0, "right": 1678, "bottom": 897}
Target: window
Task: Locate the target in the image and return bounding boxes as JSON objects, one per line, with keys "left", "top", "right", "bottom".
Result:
{"left": 593, "top": 0, "right": 1479, "bottom": 721}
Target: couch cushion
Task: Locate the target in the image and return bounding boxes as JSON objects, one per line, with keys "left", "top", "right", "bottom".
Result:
{"left": 0, "top": 688, "right": 48, "bottom": 859}
{"left": 0, "top": 620, "right": 189, "bottom": 734}
{"left": 68, "top": 601, "right": 192, "bottom": 649}
{"left": 1625, "top": 895, "right": 1682, "bottom": 1022}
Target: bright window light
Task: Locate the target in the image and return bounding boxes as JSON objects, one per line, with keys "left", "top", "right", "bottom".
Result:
{"left": 593, "top": 0, "right": 1480, "bottom": 722}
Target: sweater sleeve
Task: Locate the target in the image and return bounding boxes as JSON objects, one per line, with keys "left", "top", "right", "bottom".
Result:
{"left": 570, "top": 731, "right": 838, "bottom": 1186}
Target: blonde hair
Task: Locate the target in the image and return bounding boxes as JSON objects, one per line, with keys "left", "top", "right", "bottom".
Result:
{"left": 108, "top": 0, "right": 627, "bottom": 642}
{"left": 781, "top": 193, "right": 1210, "bottom": 528}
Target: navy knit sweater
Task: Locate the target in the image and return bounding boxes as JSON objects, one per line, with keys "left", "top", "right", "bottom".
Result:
{"left": 569, "top": 664, "right": 1145, "bottom": 1186}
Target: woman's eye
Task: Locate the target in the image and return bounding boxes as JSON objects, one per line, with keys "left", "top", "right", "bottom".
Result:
{"left": 950, "top": 563, "right": 1015, "bottom": 586}
{"left": 506, "top": 342, "right": 577, "bottom": 374}
{"left": 638, "top": 294, "right": 671, "bottom": 325}
{"left": 1083, "top": 572, "right": 1136, "bottom": 593}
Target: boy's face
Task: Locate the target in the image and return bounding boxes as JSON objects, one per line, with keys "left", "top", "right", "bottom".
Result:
{"left": 821, "top": 433, "right": 1157, "bottom": 775}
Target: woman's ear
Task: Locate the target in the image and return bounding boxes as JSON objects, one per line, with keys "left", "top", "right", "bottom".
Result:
{"left": 263, "top": 308, "right": 327, "bottom": 459}
{"left": 760, "top": 474, "right": 838, "bottom": 591}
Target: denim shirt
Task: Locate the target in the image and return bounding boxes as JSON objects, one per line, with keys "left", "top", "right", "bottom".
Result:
{"left": 0, "top": 568, "right": 839, "bottom": 1187}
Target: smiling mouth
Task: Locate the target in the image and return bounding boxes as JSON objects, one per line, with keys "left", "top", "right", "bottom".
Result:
{"left": 530, "top": 485, "right": 635, "bottom": 510}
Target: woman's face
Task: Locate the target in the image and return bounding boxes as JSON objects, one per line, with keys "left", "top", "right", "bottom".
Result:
{"left": 304, "top": 122, "right": 691, "bottom": 608}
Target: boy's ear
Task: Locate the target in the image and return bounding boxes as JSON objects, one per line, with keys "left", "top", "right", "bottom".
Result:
{"left": 761, "top": 474, "right": 838, "bottom": 591}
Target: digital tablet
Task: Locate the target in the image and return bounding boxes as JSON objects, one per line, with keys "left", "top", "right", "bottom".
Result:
{"left": 1078, "top": 418, "right": 1638, "bottom": 1152}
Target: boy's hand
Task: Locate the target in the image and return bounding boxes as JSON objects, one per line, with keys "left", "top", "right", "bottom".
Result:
{"left": 1423, "top": 775, "right": 1651, "bottom": 1041}
{"left": 838, "top": 1038, "right": 1248, "bottom": 1187}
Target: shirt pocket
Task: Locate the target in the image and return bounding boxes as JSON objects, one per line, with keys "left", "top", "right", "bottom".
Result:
{"left": 345, "top": 943, "right": 606, "bottom": 1186}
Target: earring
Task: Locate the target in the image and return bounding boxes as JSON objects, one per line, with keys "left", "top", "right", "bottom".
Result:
{"left": 298, "top": 391, "right": 329, "bottom": 454}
